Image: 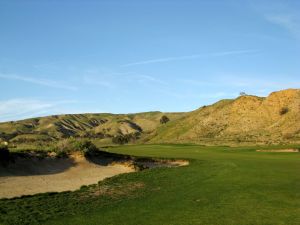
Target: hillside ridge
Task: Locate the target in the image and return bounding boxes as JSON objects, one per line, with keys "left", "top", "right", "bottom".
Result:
{"left": 150, "top": 88, "right": 300, "bottom": 145}
{"left": 0, "top": 88, "right": 299, "bottom": 146}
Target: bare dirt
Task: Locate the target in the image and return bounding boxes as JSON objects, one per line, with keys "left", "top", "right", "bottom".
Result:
{"left": 256, "top": 149, "right": 299, "bottom": 152}
{"left": 135, "top": 159, "right": 189, "bottom": 169}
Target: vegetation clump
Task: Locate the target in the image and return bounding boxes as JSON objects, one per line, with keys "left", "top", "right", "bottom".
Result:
{"left": 112, "top": 133, "right": 140, "bottom": 145}
{"left": 53, "top": 138, "right": 98, "bottom": 156}
{"left": 279, "top": 107, "right": 289, "bottom": 115}
{"left": 74, "top": 139, "right": 98, "bottom": 155}
{"left": 160, "top": 115, "right": 170, "bottom": 124}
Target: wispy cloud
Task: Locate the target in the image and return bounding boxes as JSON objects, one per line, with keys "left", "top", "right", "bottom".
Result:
{"left": 0, "top": 99, "right": 78, "bottom": 122}
{"left": 121, "top": 49, "right": 259, "bottom": 67}
{"left": 265, "top": 13, "right": 300, "bottom": 38}
{"left": 132, "top": 74, "right": 168, "bottom": 85}
{"left": 220, "top": 75, "right": 300, "bottom": 90}
{"left": 83, "top": 75, "right": 116, "bottom": 88}
{"left": 0, "top": 99, "right": 53, "bottom": 122}
{"left": 180, "top": 75, "right": 300, "bottom": 90}
{"left": 254, "top": 0, "right": 300, "bottom": 39}
{"left": 157, "top": 89, "right": 237, "bottom": 100}
{"left": 0, "top": 73, "right": 78, "bottom": 91}
{"left": 82, "top": 70, "right": 167, "bottom": 88}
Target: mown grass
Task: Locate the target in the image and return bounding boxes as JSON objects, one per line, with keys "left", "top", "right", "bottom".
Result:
{"left": 0, "top": 144, "right": 299, "bottom": 225}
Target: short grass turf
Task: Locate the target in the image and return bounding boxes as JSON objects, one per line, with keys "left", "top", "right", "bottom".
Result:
{"left": 1, "top": 144, "right": 300, "bottom": 225}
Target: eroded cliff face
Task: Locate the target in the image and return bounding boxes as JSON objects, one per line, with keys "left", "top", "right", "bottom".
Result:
{"left": 150, "top": 89, "right": 300, "bottom": 145}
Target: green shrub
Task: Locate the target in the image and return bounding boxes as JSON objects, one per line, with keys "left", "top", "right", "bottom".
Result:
{"left": 54, "top": 138, "right": 75, "bottom": 154}
{"left": 80, "top": 185, "right": 88, "bottom": 190}
{"left": 56, "top": 150, "right": 68, "bottom": 158}
{"left": 73, "top": 140, "right": 97, "bottom": 154}
{"left": 112, "top": 135, "right": 129, "bottom": 145}
{"left": 112, "top": 133, "right": 140, "bottom": 145}
{"left": 53, "top": 138, "right": 97, "bottom": 155}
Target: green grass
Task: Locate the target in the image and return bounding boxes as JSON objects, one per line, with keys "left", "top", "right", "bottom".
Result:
{"left": 1, "top": 144, "right": 299, "bottom": 225}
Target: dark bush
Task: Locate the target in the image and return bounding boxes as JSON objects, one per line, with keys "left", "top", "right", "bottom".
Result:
{"left": 112, "top": 135, "right": 130, "bottom": 145}
{"left": 112, "top": 133, "right": 140, "bottom": 145}
{"left": 73, "top": 140, "right": 97, "bottom": 154}
{"left": 80, "top": 185, "right": 88, "bottom": 190}
{"left": 279, "top": 107, "right": 289, "bottom": 115}
{"left": 160, "top": 115, "right": 170, "bottom": 124}
{"left": 56, "top": 150, "right": 68, "bottom": 158}
{"left": 0, "top": 145, "right": 10, "bottom": 166}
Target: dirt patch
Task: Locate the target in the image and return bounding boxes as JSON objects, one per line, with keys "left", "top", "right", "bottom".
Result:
{"left": 256, "top": 149, "right": 299, "bottom": 152}
{"left": 134, "top": 159, "right": 189, "bottom": 169}
{"left": 87, "top": 182, "right": 145, "bottom": 199}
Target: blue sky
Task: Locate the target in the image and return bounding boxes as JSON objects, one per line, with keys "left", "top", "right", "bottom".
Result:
{"left": 0, "top": 0, "right": 299, "bottom": 122}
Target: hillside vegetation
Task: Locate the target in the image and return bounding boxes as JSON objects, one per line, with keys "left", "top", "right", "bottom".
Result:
{"left": 0, "top": 89, "right": 299, "bottom": 146}
{"left": 0, "top": 112, "right": 183, "bottom": 147}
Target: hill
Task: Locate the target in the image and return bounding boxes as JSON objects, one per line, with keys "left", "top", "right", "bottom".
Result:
{"left": 150, "top": 89, "right": 300, "bottom": 145}
{"left": 0, "top": 88, "right": 299, "bottom": 146}
{"left": 0, "top": 111, "right": 184, "bottom": 146}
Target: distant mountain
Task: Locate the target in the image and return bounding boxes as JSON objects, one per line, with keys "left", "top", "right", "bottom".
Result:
{"left": 0, "top": 89, "right": 299, "bottom": 146}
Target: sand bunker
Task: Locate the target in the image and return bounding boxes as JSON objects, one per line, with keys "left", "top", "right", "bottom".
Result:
{"left": 0, "top": 152, "right": 188, "bottom": 199}
{"left": 256, "top": 149, "right": 299, "bottom": 152}
{"left": 0, "top": 153, "right": 134, "bottom": 199}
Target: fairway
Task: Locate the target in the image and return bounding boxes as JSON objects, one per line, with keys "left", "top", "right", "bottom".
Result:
{"left": 1, "top": 144, "right": 299, "bottom": 225}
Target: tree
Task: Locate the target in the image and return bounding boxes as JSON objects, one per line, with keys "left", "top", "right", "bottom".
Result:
{"left": 160, "top": 115, "right": 170, "bottom": 124}
{"left": 239, "top": 92, "right": 247, "bottom": 96}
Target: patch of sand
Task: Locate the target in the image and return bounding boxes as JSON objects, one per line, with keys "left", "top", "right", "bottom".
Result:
{"left": 256, "top": 149, "right": 299, "bottom": 152}
{"left": 0, "top": 154, "right": 134, "bottom": 199}
{"left": 136, "top": 159, "right": 189, "bottom": 169}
